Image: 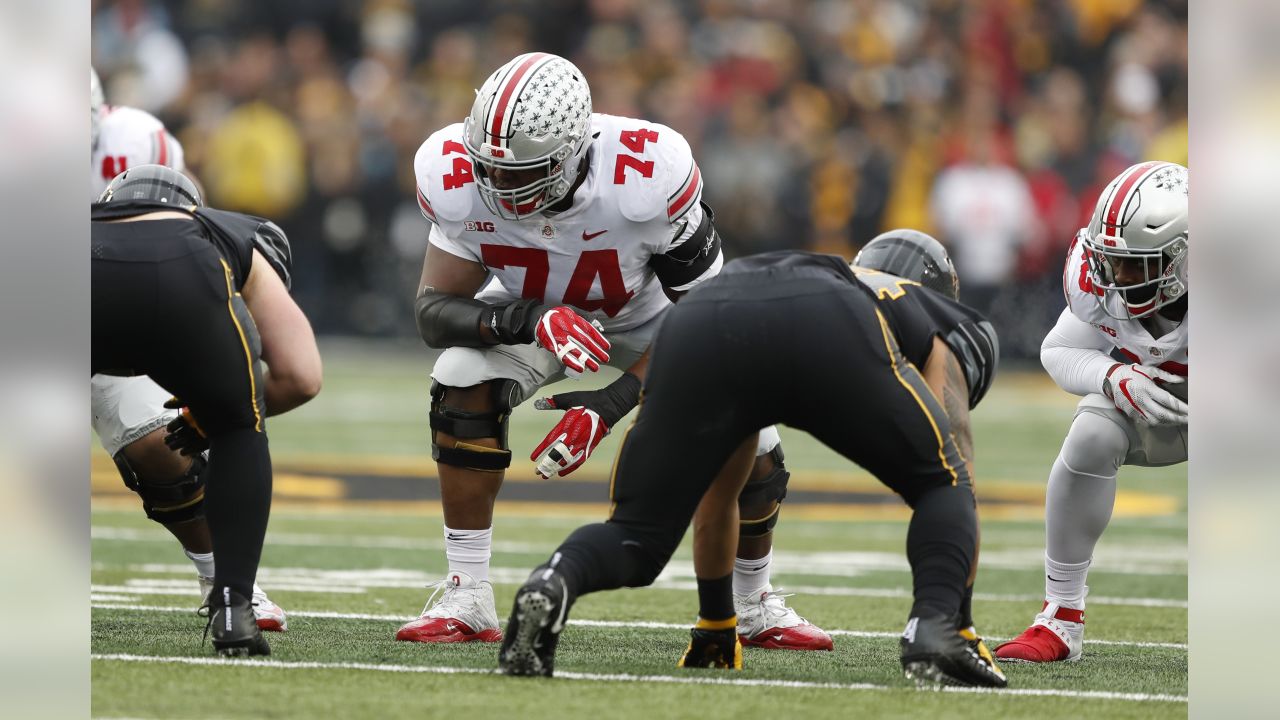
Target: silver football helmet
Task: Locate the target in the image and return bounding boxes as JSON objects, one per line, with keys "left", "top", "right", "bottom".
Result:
{"left": 463, "top": 52, "right": 593, "bottom": 221}
{"left": 1083, "top": 161, "right": 1188, "bottom": 319}
{"left": 91, "top": 67, "right": 105, "bottom": 151}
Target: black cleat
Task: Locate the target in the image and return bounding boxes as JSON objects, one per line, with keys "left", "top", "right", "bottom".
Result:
{"left": 202, "top": 587, "right": 271, "bottom": 658}
{"left": 499, "top": 568, "right": 569, "bottom": 677}
{"left": 677, "top": 622, "right": 742, "bottom": 669}
{"left": 900, "top": 614, "right": 1006, "bottom": 688}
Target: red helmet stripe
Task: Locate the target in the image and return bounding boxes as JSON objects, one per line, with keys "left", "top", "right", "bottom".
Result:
{"left": 154, "top": 129, "right": 169, "bottom": 166}
{"left": 1104, "top": 161, "right": 1164, "bottom": 230}
{"left": 488, "top": 53, "right": 551, "bottom": 150}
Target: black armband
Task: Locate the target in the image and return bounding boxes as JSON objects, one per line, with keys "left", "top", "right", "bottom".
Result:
{"left": 649, "top": 201, "right": 722, "bottom": 290}
{"left": 414, "top": 289, "right": 549, "bottom": 349}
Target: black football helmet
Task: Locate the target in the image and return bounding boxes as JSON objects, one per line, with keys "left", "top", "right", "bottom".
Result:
{"left": 852, "top": 228, "right": 958, "bottom": 300}
{"left": 97, "top": 164, "right": 202, "bottom": 207}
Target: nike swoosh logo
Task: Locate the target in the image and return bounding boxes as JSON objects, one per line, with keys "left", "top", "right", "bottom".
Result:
{"left": 772, "top": 634, "right": 785, "bottom": 642}
{"left": 582, "top": 229, "right": 608, "bottom": 241}
{"left": 1046, "top": 574, "right": 1066, "bottom": 582}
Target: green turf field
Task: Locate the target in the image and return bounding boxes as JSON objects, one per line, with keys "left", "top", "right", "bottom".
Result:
{"left": 91, "top": 340, "right": 1186, "bottom": 719}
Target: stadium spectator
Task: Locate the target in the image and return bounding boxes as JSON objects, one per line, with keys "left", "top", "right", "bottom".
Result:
{"left": 95, "top": 0, "right": 1188, "bottom": 358}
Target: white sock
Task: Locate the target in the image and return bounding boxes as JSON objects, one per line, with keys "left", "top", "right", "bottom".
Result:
{"left": 444, "top": 525, "right": 492, "bottom": 583}
{"left": 733, "top": 549, "right": 773, "bottom": 598}
{"left": 185, "top": 549, "right": 215, "bottom": 578}
{"left": 1044, "top": 555, "right": 1090, "bottom": 610}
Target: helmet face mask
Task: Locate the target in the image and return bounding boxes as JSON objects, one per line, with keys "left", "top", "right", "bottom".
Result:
{"left": 464, "top": 53, "right": 593, "bottom": 221}
{"left": 1085, "top": 162, "right": 1189, "bottom": 320}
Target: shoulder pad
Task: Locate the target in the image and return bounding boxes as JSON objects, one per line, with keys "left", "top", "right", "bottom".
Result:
{"left": 414, "top": 123, "right": 473, "bottom": 226}
{"left": 596, "top": 115, "right": 700, "bottom": 223}
{"left": 252, "top": 220, "right": 293, "bottom": 289}
{"left": 192, "top": 208, "right": 291, "bottom": 288}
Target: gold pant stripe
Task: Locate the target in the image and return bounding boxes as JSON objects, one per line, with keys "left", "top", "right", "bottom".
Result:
{"left": 220, "top": 258, "right": 263, "bottom": 432}
{"left": 873, "top": 308, "right": 960, "bottom": 486}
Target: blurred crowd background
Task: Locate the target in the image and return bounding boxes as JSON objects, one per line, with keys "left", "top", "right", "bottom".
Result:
{"left": 92, "top": 0, "right": 1187, "bottom": 359}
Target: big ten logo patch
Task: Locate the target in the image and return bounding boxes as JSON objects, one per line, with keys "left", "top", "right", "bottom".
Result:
{"left": 1092, "top": 323, "right": 1117, "bottom": 338}
{"left": 464, "top": 220, "right": 496, "bottom": 233}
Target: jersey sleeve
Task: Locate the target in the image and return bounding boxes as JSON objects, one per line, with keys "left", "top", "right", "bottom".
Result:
{"left": 414, "top": 125, "right": 481, "bottom": 263}
{"left": 647, "top": 126, "right": 720, "bottom": 291}
{"left": 412, "top": 124, "right": 473, "bottom": 229}
{"left": 1040, "top": 307, "right": 1117, "bottom": 397}
{"left": 427, "top": 223, "right": 480, "bottom": 262}
{"left": 661, "top": 127, "right": 703, "bottom": 224}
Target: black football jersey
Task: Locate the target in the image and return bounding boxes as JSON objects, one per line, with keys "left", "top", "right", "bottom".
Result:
{"left": 711, "top": 250, "right": 999, "bottom": 408}
{"left": 92, "top": 200, "right": 291, "bottom": 289}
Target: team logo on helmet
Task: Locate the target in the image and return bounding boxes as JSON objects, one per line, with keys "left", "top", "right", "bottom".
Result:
{"left": 462, "top": 53, "right": 594, "bottom": 221}
{"left": 1084, "top": 161, "right": 1189, "bottom": 320}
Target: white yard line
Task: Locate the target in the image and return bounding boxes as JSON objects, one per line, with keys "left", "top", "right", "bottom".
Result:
{"left": 90, "top": 562, "right": 1189, "bottom": 609}
{"left": 90, "top": 603, "right": 1187, "bottom": 651}
{"left": 91, "top": 526, "right": 1188, "bottom": 575}
{"left": 90, "top": 653, "right": 1186, "bottom": 704}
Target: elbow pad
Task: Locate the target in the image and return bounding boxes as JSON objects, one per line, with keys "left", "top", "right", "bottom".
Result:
{"left": 414, "top": 290, "right": 490, "bottom": 348}
{"left": 414, "top": 290, "right": 549, "bottom": 348}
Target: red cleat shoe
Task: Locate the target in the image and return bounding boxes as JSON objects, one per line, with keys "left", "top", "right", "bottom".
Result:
{"left": 734, "top": 587, "right": 834, "bottom": 651}
{"left": 994, "top": 602, "right": 1084, "bottom": 663}
{"left": 395, "top": 571, "right": 503, "bottom": 644}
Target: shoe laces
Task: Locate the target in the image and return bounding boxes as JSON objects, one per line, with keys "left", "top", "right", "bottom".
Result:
{"left": 739, "top": 588, "right": 806, "bottom": 632}
{"left": 419, "top": 577, "right": 486, "bottom": 617}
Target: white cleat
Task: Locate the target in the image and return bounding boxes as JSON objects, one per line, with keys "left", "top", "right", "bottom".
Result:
{"left": 734, "top": 585, "right": 833, "bottom": 651}
{"left": 395, "top": 571, "right": 503, "bottom": 643}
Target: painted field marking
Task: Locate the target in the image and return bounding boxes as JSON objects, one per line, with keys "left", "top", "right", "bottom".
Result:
{"left": 91, "top": 653, "right": 1187, "bottom": 704}
{"left": 90, "top": 603, "right": 1187, "bottom": 651}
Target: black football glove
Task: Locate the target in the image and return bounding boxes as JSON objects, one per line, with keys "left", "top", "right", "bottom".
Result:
{"left": 163, "top": 397, "right": 209, "bottom": 457}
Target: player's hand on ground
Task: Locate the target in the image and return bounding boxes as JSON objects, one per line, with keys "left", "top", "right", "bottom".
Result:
{"left": 162, "top": 397, "right": 209, "bottom": 456}
{"left": 530, "top": 404, "right": 608, "bottom": 478}
{"left": 534, "top": 306, "right": 609, "bottom": 377}
{"left": 1103, "top": 363, "right": 1187, "bottom": 426}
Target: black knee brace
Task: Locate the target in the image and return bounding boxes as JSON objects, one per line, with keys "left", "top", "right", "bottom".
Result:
{"left": 429, "top": 379, "right": 518, "bottom": 472}
{"left": 738, "top": 445, "right": 790, "bottom": 538}
{"left": 113, "top": 451, "right": 208, "bottom": 524}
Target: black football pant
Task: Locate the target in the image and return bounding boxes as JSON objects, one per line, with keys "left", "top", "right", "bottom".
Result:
{"left": 545, "top": 282, "right": 977, "bottom": 622}
{"left": 93, "top": 233, "right": 270, "bottom": 602}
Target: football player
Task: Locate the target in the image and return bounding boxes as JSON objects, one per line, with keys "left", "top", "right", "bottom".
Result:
{"left": 398, "top": 52, "right": 831, "bottom": 651}
{"left": 497, "top": 231, "right": 1006, "bottom": 688}
{"left": 91, "top": 68, "right": 288, "bottom": 630}
{"left": 995, "top": 162, "right": 1189, "bottom": 663}
{"left": 93, "top": 165, "right": 322, "bottom": 655}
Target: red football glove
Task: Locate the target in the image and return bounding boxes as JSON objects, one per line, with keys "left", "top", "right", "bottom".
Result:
{"left": 534, "top": 306, "right": 610, "bottom": 376}
{"left": 1103, "top": 363, "right": 1188, "bottom": 426}
{"left": 530, "top": 406, "right": 608, "bottom": 478}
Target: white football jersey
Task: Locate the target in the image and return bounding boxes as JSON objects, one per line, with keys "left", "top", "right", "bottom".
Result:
{"left": 1062, "top": 229, "right": 1188, "bottom": 376}
{"left": 91, "top": 105, "right": 185, "bottom": 201}
{"left": 413, "top": 113, "right": 718, "bottom": 332}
